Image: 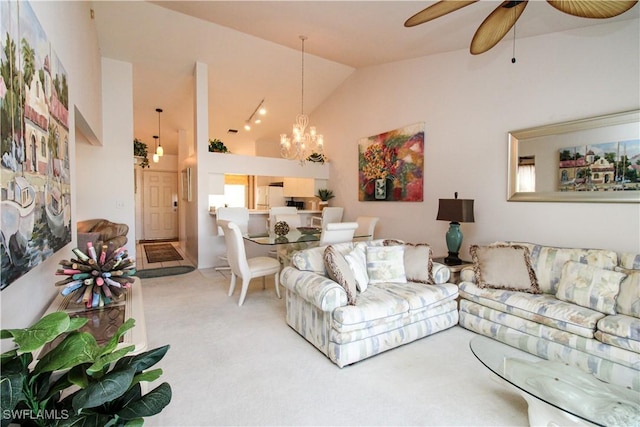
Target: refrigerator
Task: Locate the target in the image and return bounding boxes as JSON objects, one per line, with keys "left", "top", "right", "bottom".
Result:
{"left": 256, "top": 185, "right": 285, "bottom": 210}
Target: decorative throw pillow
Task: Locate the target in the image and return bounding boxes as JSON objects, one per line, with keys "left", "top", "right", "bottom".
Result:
{"left": 366, "top": 245, "right": 407, "bottom": 284}
{"left": 556, "top": 261, "right": 627, "bottom": 315}
{"left": 614, "top": 267, "right": 640, "bottom": 318}
{"left": 345, "top": 247, "right": 369, "bottom": 292}
{"left": 384, "top": 240, "right": 433, "bottom": 284}
{"left": 470, "top": 244, "right": 540, "bottom": 293}
{"left": 324, "top": 245, "right": 358, "bottom": 305}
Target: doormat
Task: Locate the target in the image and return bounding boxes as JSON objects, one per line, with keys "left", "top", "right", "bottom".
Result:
{"left": 139, "top": 238, "right": 178, "bottom": 244}
{"left": 144, "top": 243, "right": 184, "bottom": 263}
{"left": 136, "top": 265, "right": 195, "bottom": 279}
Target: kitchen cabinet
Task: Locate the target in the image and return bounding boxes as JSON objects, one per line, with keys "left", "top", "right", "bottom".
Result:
{"left": 283, "top": 177, "right": 315, "bottom": 197}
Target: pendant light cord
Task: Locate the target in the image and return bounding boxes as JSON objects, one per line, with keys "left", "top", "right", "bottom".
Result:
{"left": 511, "top": 9, "right": 517, "bottom": 64}
{"left": 300, "top": 35, "right": 306, "bottom": 115}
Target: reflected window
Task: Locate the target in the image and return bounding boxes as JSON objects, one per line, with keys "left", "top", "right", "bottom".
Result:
{"left": 517, "top": 156, "right": 535, "bottom": 192}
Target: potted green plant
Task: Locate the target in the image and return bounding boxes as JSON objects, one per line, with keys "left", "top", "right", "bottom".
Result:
{"left": 315, "top": 188, "right": 334, "bottom": 210}
{"left": 208, "top": 138, "right": 229, "bottom": 153}
{"left": 1, "top": 311, "right": 171, "bottom": 426}
{"left": 133, "top": 138, "right": 150, "bottom": 168}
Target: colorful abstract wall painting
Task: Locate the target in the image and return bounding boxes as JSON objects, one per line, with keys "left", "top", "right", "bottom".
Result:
{"left": 358, "top": 123, "right": 424, "bottom": 202}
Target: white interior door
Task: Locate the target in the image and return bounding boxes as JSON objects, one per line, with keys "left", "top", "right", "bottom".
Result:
{"left": 143, "top": 171, "right": 178, "bottom": 240}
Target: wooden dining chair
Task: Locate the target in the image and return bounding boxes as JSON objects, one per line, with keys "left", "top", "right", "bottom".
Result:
{"left": 218, "top": 220, "right": 281, "bottom": 306}
{"left": 319, "top": 222, "right": 358, "bottom": 245}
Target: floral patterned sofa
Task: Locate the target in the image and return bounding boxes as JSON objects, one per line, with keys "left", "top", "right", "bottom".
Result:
{"left": 280, "top": 239, "right": 458, "bottom": 367}
{"left": 458, "top": 242, "right": 640, "bottom": 390}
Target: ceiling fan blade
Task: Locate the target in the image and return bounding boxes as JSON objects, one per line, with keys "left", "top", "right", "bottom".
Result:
{"left": 547, "top": 0, "right": 637, "bottom": 19}
{"left": 470, "top": 1, "right": 528, "bottom": 55}
{"left": 404, "top": 0, "right": 478, "bottom": 27}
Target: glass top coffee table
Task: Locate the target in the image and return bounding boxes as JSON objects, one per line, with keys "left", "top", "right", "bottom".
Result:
{"left": 470, "top": 335, "right": 640, "bottom": 427}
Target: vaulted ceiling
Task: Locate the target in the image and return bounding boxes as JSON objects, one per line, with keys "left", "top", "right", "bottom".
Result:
{"left": 92, "top": 1, "right": 638, "bottom": 156}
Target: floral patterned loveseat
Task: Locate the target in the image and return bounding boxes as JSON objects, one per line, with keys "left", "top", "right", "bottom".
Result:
{"left": 280, "top": 239, "right": 458, "bottom": 368}
{"left": 458, "top": 242, "right": 640, "bottom": 390}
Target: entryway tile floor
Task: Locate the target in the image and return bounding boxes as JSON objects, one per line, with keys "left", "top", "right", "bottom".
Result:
{"left": 135, "top": 240, "right": 194, "bottom": 270}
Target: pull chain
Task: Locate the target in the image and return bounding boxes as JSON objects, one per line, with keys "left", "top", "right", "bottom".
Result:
{"left": 511, "top": 9, "right": 517, "bottom": 64}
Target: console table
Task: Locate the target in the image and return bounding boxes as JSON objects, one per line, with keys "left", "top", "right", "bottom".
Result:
{"left": 42, "top": 278, "right": 147, "bottom": 355}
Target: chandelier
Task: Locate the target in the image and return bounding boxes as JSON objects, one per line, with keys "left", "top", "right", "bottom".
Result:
{"left": 280, "top": 35, "right": 324, "bottom": 163}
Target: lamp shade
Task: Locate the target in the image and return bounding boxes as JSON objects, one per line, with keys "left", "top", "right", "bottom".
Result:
{"left": 436, "top": 199, "right": 475, "bottom": 223}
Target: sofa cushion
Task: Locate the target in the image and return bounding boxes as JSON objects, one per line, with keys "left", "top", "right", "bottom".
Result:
{"left": 596, "top": 315, "right": 640, "bottom": 353}
{"left": 324, "top": 246, "right": 358, "bottom": 305}
{"left": 379, "top": 282, "right": 458, "bottom": 312}
{"left": 384, "top": 240, "right": 434, "bottom": 284}
{"left": 459, "top": 282, "right": 605, "bottom": 338}
{"left": 332, "top": 285, "right": 409, "bottom": 329}
{"left": 470, "top": 244, "right": 539, "bottom": 293}
{"left": 528, "top": 245, "right": 618, "bottom": 294}
{"left": 556, "top": 261, "right": 626, "bottom": 315}
{"left": 91, "top": 219, "right": 129, "bottom": 242}
{"left": 432, "top": 262, "right": 451, "bottom": 285}
{"left": 366, "top": 245, "right": 407, "bottom": 284}
{"left": 292, "top": 242, "right": 354, "bottom": 275}
{"left": 615, "top": 268, "right": 640, "bottom": 318}
{"left": 345, "top": 246, "right": 369, "bottom": 292}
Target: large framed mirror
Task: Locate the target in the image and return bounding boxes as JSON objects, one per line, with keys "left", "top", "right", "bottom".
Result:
{"left": 508, "top": 110, "right": 640, "bottom": 203}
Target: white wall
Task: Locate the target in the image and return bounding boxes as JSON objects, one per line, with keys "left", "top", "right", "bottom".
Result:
{"left": 315, "top": 19, "right": 640, "bottom": 257}
{"left": 1, "top": 1, "right": 102, "bottom": 341}
{"left": 76, "top": 58, "right": 135, "bottom": 256}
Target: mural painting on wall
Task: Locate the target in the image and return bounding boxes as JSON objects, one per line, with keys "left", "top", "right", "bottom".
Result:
{"left": 1, "top": 0, "right": 71, "bottom": 289}
{"left": 558, "top": 140, "right": 640, "bottom": 192}
{"left": 358, "top": 122, "right": 424, "bottom": 202}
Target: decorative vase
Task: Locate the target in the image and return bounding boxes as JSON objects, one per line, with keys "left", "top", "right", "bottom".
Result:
{"left": 319, "top": 201, "right": 329, "bottom": 211}
{"left": 374, "top": 178, "right": 387, "bottom": 200}
{"left": 274, "top": 221, "right": 290, "bottom": 236}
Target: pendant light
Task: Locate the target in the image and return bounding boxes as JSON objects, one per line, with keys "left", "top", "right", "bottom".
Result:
{"left": 152, "top": 135, "right": 159, "bottom": 163}
{"left": 156, "top": 108, "right": 164, "bottom": 157}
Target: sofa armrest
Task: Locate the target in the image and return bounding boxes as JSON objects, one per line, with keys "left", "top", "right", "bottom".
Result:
{"left": 460, "top": 266, "right": 475, "bottom": 283}
{"left": 432, "top": 262, "right": 451, "bottom": 284}
{"left": 280, "top": 267, "right": 347, "bottom": 312}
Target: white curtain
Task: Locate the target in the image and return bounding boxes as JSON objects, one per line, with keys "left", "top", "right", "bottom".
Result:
{"left": 517, "top": 165, "right": 536, "bottom": 192}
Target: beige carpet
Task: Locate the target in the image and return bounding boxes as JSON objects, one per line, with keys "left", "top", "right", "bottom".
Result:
{"left": 140, "top": 269, "right": 529, "bottom": 426}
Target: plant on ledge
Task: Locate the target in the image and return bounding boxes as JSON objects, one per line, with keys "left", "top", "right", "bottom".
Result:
{"left": 316, "top": 188, "right": 334, "bottom": 202}
{"left": 208, "top": 138, "right": 229, "bottom": 153}
{"left": 133, "top": 138, "right": 150, "bottom": 168}
{"left": 1, "top": 312, "right": 171, "bottom": 426}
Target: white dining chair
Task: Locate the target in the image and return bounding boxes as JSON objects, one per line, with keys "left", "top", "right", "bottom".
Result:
{"left": 268, "top": 206, "right": 298, "bottom": 232}
{"left": 275, "top": 213, "right": 302, "bottom": 229}
{"left": 319, "top": 221, "right": 358, "bottom": 245}
{"left": 218, "top": 220, "right": 281, "bottom": 306}
{"left": 354, "top": 216, "right": 379, "bottom": 242}
{"left": 311, "top": 207, "right": 344, "bottom": 229}
{"left": 215, "top": 207, "right": 250, "bottom": 272}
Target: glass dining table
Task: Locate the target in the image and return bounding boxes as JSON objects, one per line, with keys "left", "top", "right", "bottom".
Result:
{"left": 244, "top": 227, "right": 370, "bottom": 245}
{"left": 244, "top": 227, "right": 325, "bottom": 245}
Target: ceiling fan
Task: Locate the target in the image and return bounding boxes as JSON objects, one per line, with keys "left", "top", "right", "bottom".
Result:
{"left": 405, "top": 1, "right": 638, "bottom": 55}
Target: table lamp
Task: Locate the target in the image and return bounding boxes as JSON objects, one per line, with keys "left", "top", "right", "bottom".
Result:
{"left": 436, "top": 192, "right": 475, "bottom": 265}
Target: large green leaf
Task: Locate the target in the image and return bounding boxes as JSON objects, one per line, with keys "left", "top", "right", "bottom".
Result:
{"left": 34, "top": 332, "right": 99, "bottom": 374}
{"left": 97, "top": 319, "right": 135, "bottom": 358}
{"left": 2, "top": 312, "right": 71, "bottom": 353}
{"left": 67, "top": 364, "right": 89, "bottom": 389}
{"left": 87, "top": 345, "right": 135, "bottom": 376}
{"left": 114, "top": 345, "right": 170, "bottom": 374}
{"left": 0, "top": 372, "right": 26, "bottom": 416}
{"left": 72, "top": 366, "right": 136, "bottom": 411}
{"left": 131, "top": 368, "right": 163, "bottom": 387}
{"left": 116, "top": 382, "right": 172, "bottom": 420}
